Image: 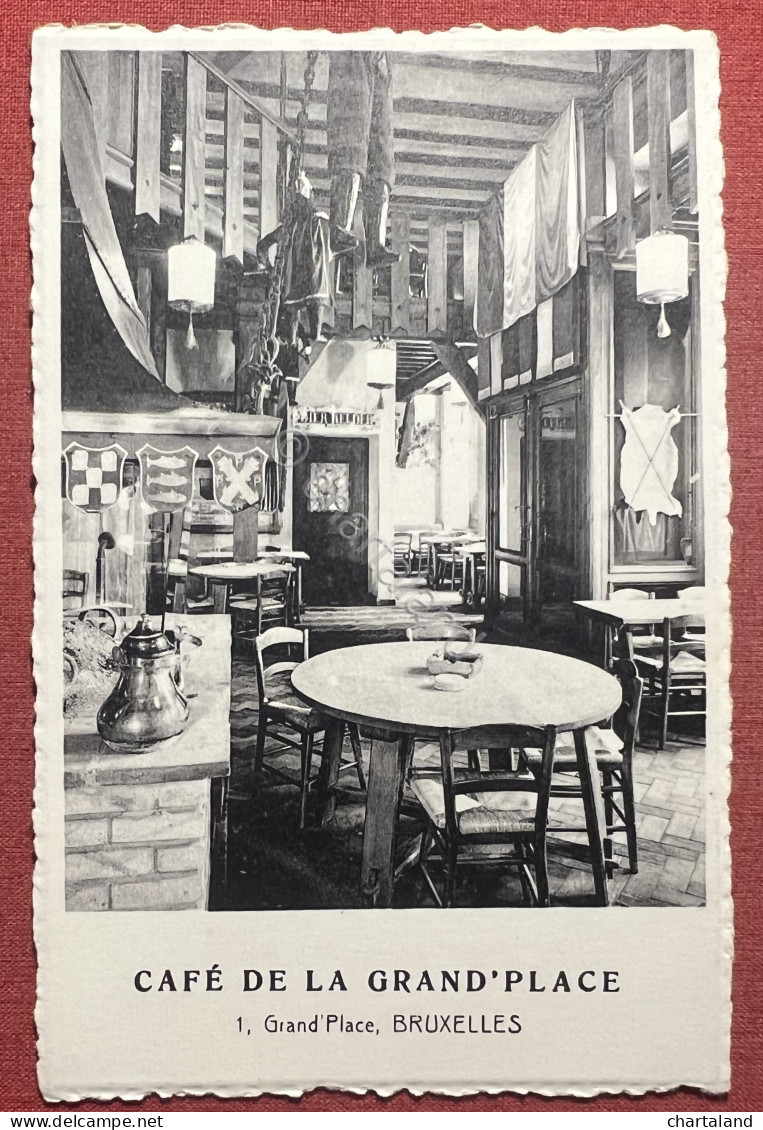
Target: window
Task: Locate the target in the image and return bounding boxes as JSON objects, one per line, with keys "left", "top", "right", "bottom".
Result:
{"left": 611, "top": 271, "right": 697, "bottom": 568}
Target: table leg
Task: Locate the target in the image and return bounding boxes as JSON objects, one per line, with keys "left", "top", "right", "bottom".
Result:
{"left": 361, "top": 734, "right": 411, "bottom": 907}
{"left": 211, "top": 580, "right": 228, "bottom": 615}
{"left": 317, "top": 717, "right": 345, "bottom": 827}
{"left": 294, "top": 562, "right": 303, "bottom": 624}
{"left": 573, "top": 729, "right": 610, "bottom": 906}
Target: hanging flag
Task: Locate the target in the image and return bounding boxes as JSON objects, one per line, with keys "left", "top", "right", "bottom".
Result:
{"left": 137, "top": 444, "right": 198, "bottom": 513}
{"left": 208, "top": 446, "right": 268, "bottom": 513}
{"left": 60, "top": 52, "right": 159, "bottom": 379}
{"left": 63, "top": 441, "right": 127, "bottom": 513}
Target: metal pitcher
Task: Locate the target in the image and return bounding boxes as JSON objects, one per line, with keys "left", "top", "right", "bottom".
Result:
{"left": 97, "top": 615, "right": 189, "bottom": 754}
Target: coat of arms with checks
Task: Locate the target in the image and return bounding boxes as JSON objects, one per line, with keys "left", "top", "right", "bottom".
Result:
{"left": 63, "top": 441, "right": 127, "bottom": 513}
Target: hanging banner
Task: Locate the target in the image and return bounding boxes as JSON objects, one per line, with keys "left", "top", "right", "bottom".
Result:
{"left": 62, "top": 441, "right": 127, "bottom": 513}
{"left": 208, "top": 445, "right": 268, "bottom": 513}
{"left": 137, "top": 444, "right": 198, "bottom": 513}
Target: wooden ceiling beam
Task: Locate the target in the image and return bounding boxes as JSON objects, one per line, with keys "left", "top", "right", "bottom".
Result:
{"left": 391, "top": 51, "right": 605, "bottom": 88}
{"left": 220, "top": 80, "right": 558, "bottom": 128}
{"left": 393, "top": 127, "right": 534, "bottom": 151}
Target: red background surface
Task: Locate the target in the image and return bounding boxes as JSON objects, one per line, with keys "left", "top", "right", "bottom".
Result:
{"left": 2, "top": 0, "right": 760, "bottom": 1112}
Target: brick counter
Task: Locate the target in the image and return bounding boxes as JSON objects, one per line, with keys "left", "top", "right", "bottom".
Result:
{"left": 64, "top": 615, "right": 230, "bottom": 912}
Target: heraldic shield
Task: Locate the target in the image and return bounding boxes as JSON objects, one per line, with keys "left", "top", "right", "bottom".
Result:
{"left": 63, "top": 441, "right": 127, "bottom": 513}
{"left": 208, "top": 446, "right": 268, "bottom": 513}
{"left": 137, "top": 444, "right": 198, "bottom": 513}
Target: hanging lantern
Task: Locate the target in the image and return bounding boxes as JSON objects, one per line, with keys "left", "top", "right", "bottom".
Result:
{"left": 636, "top": 230, "right": 689, "bottom": 339}
{"left": 167, "top": 237, "right": 216, "bottom": 349}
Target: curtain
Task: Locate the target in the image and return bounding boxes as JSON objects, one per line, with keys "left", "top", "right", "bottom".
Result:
{"left": 475, "top": 101, "right": 580, "bottom": 339}
{"left": 535, "top": 102, "right": 579, "bottom": 304}
{"left": 60, "top": 52, "right": 159, "bottom": 379}
{"left": 475, "top": 193, "right": 505, "bottom": 339}
{"left": 502, "top": 147, "right": 537, "bottom": 330}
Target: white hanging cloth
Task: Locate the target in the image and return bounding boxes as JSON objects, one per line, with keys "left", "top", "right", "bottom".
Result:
{"left": 619, "top": 403, "right": 683, "bottom": 525}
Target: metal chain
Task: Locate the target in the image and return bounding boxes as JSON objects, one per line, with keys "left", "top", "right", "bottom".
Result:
{"left": 243, "top": 50, "right": 318, "bottom": 410}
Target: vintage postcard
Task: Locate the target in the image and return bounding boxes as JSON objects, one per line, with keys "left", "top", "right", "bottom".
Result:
{"left": 32, "top": 23, "right": 730, "bottom": 1099}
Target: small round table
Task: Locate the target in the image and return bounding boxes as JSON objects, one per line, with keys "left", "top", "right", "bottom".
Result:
{"left": 189, "top": 560, "right": 294, "bottom": 614}
{"left": 292, "top": 641, "right": 622, "bottom": 907}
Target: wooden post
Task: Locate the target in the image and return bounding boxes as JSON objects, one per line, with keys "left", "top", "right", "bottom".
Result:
{"left": 586, "top": 248, "right": 613, "bottom": 601}
{"left": 427, "top": 216, "right": 448, "bottom": 336}
{"left": 183, "top": 56, "right": 207, "bottom": 240}
{"left": 353, "top": 217, "right": 373, "bottom": 332}
{"left": 259, "top": 118, "right": 279, "bottom": 242}
{"left": 462, "top": 218, "right": 480, "bottom": 339}
{"left": 223, "top": 89, "right": 245, "bottom": 263}
{"left": 612, "top": 76, "right": 636, "bottom": 258}
{"left": 647, "top": 51, "right": 672, "bottom": 233}
{"left": 233, "top": 506, "right": 259, "bottom": 563}
{"left": 390, "top": 212, "right": 410, "bottom": 336}
{"left": 135, "top": 53, "right": 162, "bottom": 223}
{"left": 685, "top": 50, "right": 698, "bottom": 215}
{"left": 135, "top": 265, "right": 152, "bottom": 330}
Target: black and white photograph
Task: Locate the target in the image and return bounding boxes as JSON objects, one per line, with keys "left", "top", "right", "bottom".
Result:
{"left": 33, "top": 23, "right": 730, "bottom": 1097}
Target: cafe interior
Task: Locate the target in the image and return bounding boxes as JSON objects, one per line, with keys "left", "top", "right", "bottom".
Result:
{"left": 61, "top": 46, "right": 706, "bottom": 912}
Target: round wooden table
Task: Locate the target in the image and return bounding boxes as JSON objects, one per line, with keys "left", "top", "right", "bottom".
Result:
{"left": 292, "top": 641, "right": 622, "bottom": 907}
{"left": 189, "top": 561, "right": 294, "bottom": 614}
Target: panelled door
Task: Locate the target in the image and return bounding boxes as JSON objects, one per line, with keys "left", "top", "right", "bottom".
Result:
{"left": 292, "top": 435, "right": 370, "bottom": 606}
{"left": 488, "top": 379, "right": 583, "bottom": 623}
{"left": 489, "top": 397, "right": 532, "bottom": 621}
{"left": 532, "top": 385, "right": 582, "bottom": 614}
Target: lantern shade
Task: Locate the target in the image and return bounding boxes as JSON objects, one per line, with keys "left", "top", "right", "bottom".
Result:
{"left": 636, "top": 231, "right": 689, "bottom": 305}
{"left": 167, "top": 238, "right": 216, "bottom": 312}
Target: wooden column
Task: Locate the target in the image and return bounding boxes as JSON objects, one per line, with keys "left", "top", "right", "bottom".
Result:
{"left": 586, "top": 248, "right": 613, "bottom": 600}
{"left": 223, "top": 89, "right": 245, "bottom": 263}
{"left": 647, "top": 51, "right": 672, "bottom": 233}
{"left": 427, "top": 216, "right": 448, "bottom": 336}
{"left": 462, "top": 218, "right": 480, "bottom": 339}
{"left": 183, "top": 56, "right": 207, "bottom": 240}
{"left": 390, "top": 212, "right": 410, "bottom": 336}
{"left": 612, "top": 76, "right": 636, "bottom": 258}
{"left": 259, "top": 118, "right": 279, "bottom": 241}
{"left": 135, "top": 265, "right": 152, "bottom": 330}
{"left": 135, "top": 53, "right": 162, "bottom": 222}
{"left": 233, "top": 507, "right": 259, "bottom": 563}
{"left": 353, "top": 217, "right": 373, "bottom": 332}
{"left": 685, "top": 50, "right": 698, "bottom": 214}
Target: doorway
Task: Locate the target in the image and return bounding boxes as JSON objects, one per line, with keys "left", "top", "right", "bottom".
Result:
{"left": 292, "top": 435, "right": 370, "bottom": 606}
{"left": 489, "top": 379, "right": 583, "bottom": 624}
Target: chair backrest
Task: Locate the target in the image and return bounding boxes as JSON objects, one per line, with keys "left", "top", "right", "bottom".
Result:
{"left": 394, "top": 533, "right": 412, "bottom": 549}
{"left": 438, "top": 724, "right": 557, "bottom": 841}
{"left": 254, "top": 626, "right": 308, "bottom": 703}
{"left": 615, "top": 587, "right": 650, "bottom": 601}
{"left": 666, "top": 614, "right": 706, "bottom": 646}
{"left": 63, "top": 569, "right": 89, "bottom": 609}
{"left": 406, "top": 622, "right": 477, "bottom": 643}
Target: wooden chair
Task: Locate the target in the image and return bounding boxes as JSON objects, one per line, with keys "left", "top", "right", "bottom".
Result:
{"left": 393, "top": 533, "right": 413, "bottom": 576}
{"left": 253, "top": 627, "right": 366, "bottom": 827}
{"left": 406, "top": 622, "right": 477, "bottom": 644}
{"left": 410, "top": 724, "right": 558, "bottom": 907}
{"left": 522, "top": 658, "right": 643, "bottom": 875}
{"left": 610, "top": 587, "right": 663, "bottom": 661}
{"left": 630, "top": 615, "right": 706, "bottom": 750}
{"left": 230, "top": 568, "right": 295, "bottom": 646}
{"left": 63, "top": 569, "right": 89, "bottom": 612}
{"left": 434, "top": 541, "right": 467, "bottom": 592}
